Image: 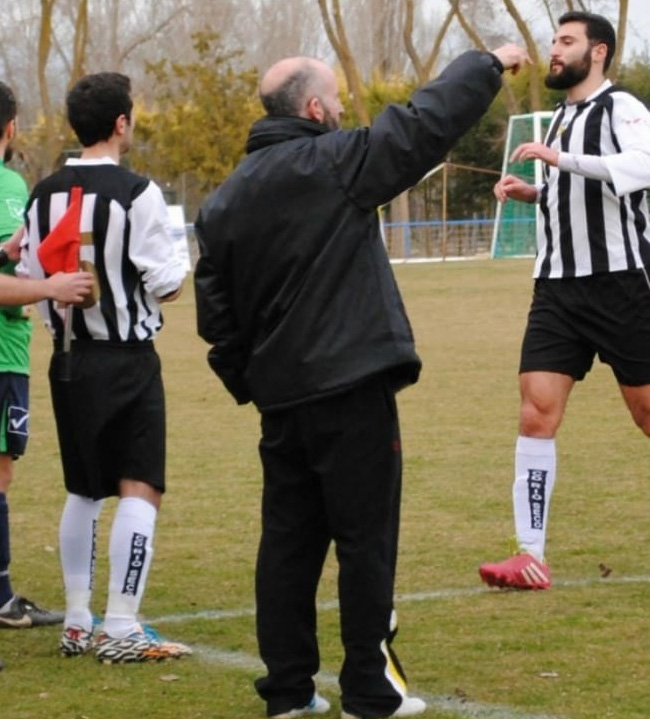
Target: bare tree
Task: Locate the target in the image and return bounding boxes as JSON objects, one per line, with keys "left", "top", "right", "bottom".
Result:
{"left": 610, "top": 0, "right": 629, "bottom": 79}
{"left": 403, "top": 0, "right": 456, "bottom": 84}
{"left": 447, "top": 0, "right": 520, "bottom": 113}
{"left": 502, "top": 0, "right": 543, "bottom": 109}
{"left": 241, "top": 0, "right": 328, "bottom": 69}
{"left": 317, "top": 0, "right": 370, "bottom": 124}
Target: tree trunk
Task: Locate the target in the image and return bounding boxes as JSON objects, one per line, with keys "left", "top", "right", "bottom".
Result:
{"left": 317, "top": 0, "right": 370, "bottom": 125}
{"left": 38, "top": 0, "right": 57, "bottom": 176}
{"left": 610, "top": 0, "right": 629, "bottom": 81}
{"left": 501, "top": 0, "right": 543, "bottom": 111}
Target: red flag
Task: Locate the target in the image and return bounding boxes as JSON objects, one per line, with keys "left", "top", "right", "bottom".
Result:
{"left": 37, "top": 186, "right": 83, "bottom": 274}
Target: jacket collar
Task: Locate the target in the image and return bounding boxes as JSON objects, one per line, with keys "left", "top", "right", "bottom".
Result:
{"left": 246, "top": 115, "right": 331, "bottom": 154}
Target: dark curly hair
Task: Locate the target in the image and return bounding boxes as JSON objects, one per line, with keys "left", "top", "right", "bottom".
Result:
{"left": 67, "top": 72, "right": 133, "bottom": 147}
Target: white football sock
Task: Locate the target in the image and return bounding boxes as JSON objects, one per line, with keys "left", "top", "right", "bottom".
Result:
{"left": 512, "top": 436, "right": 556, "bottom": 562}
{"left": 103, "top": 497, "right": 157, "bottom": 638}
{"left": 59, "top": 493, "right": 104, "bottom": 631}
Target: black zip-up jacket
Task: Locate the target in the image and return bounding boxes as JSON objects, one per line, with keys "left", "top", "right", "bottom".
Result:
{"left": 194, "top": 50, "right": 504, "bottom": 411}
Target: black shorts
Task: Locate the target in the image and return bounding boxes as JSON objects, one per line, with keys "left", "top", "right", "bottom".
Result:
{"left": 49, "top": 341, "right": 166, "bottom": 500}
{"left": 0, "top": 373, "right": 29, "bottom": 458}
{"left": 520, "top": 270, "right": 650, "bottom": 386}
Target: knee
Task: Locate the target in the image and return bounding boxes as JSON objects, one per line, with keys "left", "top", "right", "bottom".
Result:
{"left": 519, "top": 399, "right": 560, "bottom": 437}
{"left": 631, "top": 408, "right": 650, "bottom": 437}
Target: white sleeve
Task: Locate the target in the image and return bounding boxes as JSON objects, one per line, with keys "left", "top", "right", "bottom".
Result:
{"left": 602, "top": 92, "right": 650, "bottom": 196}
{"left": 558, "top": 152, "right": 613, "bottom": 182}
{"left": 128, "top": 181, "right": 187, "bottom": 298}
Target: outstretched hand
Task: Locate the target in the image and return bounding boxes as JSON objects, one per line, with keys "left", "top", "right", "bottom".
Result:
{"left": 491, "top": 44, "right": 532, "bottom": 75}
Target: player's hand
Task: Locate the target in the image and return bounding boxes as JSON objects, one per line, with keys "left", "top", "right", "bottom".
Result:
{"left": 491, "top": 44, "right": 532, "bottom": 75}
{"left": 45, "top": 272, "right": 94, "bottom": 304}
{"left": 0, "top": 225, "right": 25, "bottom": 265}
{"left": 510, "top": 142, "right": 559, "bottom": 166}
{"left": 493, "top": 174, "right": 538, "bottom": 204}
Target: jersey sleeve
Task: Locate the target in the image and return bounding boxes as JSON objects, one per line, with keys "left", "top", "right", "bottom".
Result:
{"left": 128, "top": 181, "right": 188, "bottom": 298}
{"left": 603, "top": 92, "right": 650, "bottom": 196}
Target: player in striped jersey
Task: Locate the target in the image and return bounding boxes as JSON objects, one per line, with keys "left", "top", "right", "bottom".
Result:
{"left": 480, "top": 12, "right": 650, "bottom": 590}
{"left": 20, "top": 73, "right": 191, "bottom": 660}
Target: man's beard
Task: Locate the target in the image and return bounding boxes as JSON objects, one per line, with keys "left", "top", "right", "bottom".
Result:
{"left": 545, "top": 48, "right": 591, "bottom": 90}
{"left": 3, "top": 145, "right": 13, "bottom": 163}
{"left": 322, "top": 107, "right": 341, "bottom": 131}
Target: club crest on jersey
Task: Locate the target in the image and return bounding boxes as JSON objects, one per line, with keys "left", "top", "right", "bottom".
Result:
{"left": 4, "top": 198, "right": 25, "bottom": 223}
{"left": 527, "top": 469, "right": 547, "bottom": 530}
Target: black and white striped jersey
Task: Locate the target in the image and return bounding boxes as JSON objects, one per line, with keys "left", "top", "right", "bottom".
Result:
{"left": 21, "top": 158, "right": 187, "bottom": 342}
{"left": 534, "top": 80, "right": 650, "bottom": 279}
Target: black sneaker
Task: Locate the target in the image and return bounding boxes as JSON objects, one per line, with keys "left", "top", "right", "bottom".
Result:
{"left": 0, "top": 595, "right": 64, "bottom": 629}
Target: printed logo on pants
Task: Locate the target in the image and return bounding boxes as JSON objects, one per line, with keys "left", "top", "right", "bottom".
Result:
{"left": 8, "top": 406, "right": 29, "bottom": 436}
{"left": 527, "top": 469, "right": 547, "bottom": 530}
{"left": 122, "top": 532, "right": 147, "bottom": 596}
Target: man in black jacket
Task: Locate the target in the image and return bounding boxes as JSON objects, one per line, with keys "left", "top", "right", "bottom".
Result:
{"left": 195, "top": 45, "right": 528, "bottom": 719}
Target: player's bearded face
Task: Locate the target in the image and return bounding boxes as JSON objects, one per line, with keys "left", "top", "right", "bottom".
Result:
{"left": 545, "top": 46, "right": 592, "bottom": 90}
{"left": 3, "top": 145, "right": 13, "bottom": 163}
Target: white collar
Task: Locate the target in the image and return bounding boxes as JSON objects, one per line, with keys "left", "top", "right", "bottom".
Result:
{"left": 65, "top": 156, "right": 118, "bottom": 166}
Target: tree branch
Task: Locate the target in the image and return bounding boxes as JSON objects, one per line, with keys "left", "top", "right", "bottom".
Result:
{"left": 117, "top": 4, "right": 190, "bottom": 68}
{"left": 449, "top": 0, "right": 519, "bottom": 114}
{"left": 402, "top": 0, "right": 425, "bottom": 82}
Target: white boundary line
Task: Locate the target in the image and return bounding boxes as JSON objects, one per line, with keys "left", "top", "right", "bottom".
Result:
{"left": 145, "top": 576, "right": 650, "bottom": 719}
{"left": 149, "top": 574, "right": 650, "bottom": 625}
{"left": 192, "top": 645, "right": 565, "bottom": 719}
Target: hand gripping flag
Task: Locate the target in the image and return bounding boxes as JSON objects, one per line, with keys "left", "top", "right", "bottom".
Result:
{"left": 37, "top": 186, "right": 82, "bottom": 274}
{"left": 36, "top": 186, "right": 83, "bottom": 382}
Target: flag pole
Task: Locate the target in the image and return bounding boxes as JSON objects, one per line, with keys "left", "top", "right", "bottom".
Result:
{"left": 60, "top": 303, "right": 74, "bottom": 382}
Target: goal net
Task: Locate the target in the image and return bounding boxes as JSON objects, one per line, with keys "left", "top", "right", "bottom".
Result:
{"left": 490, "top": 111, "right": 553, "bottom": 258}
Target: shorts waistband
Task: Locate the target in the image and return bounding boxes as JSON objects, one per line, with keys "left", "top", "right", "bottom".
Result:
{"left": 53, "top": 339, "right": 155, "bottom": 352}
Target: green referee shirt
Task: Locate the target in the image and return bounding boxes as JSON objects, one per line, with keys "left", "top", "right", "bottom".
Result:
{"left": 0, "top": 159, "right": 31, "bottom": 375}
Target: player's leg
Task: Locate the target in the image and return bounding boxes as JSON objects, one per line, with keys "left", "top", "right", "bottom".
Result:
{"left": 512, "top": 370, "right": 573, "bottom": 565}
{"left": 0, "top": 373, "right": 63, "bottom": 629}
{"left": 102, "top": 479, "right": 160, "bottom": 639}
{"left": 59, "top": 493, "right": 104, "bottom": 655}
{"left": 97, "top": 479, "right": 192, "bottom": 663}
{"left": 620, "top": 384, "right": 650, "bottom": 436}
{"left": 0, "top": 454, "right": 14, "bottom": 612}
{"left": 96, "top": 347, "right": 190, "bottom": 663}
{"left": 609, "top": 273, "right": 650, "bottom": 435}
{"left": 479, "top": 377, "right": 573, "bottom": 590}
{"left": 480, "top": 278, "right": 591, "bottom": 590}
{"left": 50, "top": 348, "right": 107, "bottom": 652}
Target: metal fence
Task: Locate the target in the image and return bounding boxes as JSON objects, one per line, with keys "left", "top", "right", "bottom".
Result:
{"left": 383, "top": 218, "right": 496, "bottom": 261}
{"left": 186, "top": 217, "right": 535, "bottom": 266}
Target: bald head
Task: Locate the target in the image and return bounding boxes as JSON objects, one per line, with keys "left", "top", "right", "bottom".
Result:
{"left": 260, "top": 57, "right": 341, "bottom": 127}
